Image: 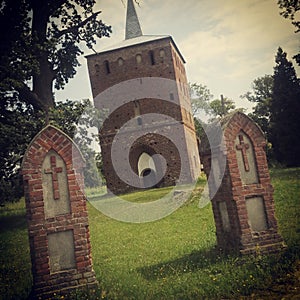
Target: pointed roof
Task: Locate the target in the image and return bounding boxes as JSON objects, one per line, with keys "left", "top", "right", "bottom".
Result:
{"left": 85, "top": 0, "right": 186, "bottom": 63}
{"left": 85, "top": 34, "right": 186, "bottom": 63}
{"left": 125, "top": 0, "right": 143, "bottom": 40}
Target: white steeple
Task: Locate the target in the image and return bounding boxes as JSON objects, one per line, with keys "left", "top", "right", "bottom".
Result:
{"left": 125, "top": 0, "right": 143, "bottom": 40}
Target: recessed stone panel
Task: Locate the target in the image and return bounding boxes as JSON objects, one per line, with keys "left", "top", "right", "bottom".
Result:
{"left": 246, "top": 196, "right": 268, "bottom": 232}
{"left": 235, "top": 131, "right": 258, "bottom": 185}
{"left": 48, "top": 230, "right": 76, "bottom": 273}
{"left": 211, "top": 157, "right": 221, "bottom": 190}
{"left": 42, "top": 150, "right": 70, "bottom": 218}
{"left": 200, "top": 112, "right": 285, "bottom": 254}
{"left": 218, "top": 201, "right": 231, "bottom": 232}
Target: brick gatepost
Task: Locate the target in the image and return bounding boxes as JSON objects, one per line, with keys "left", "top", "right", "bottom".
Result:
{"left": 21, "top": 125, "right": 98, "bottom": 298}
{"left": 200, "top": 112, "right": 285, "bottom": 254}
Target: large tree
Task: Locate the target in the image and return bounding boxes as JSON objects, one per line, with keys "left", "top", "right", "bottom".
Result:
{"left": 0, "top": 0, "right": 111, "bottom": 114}
{"left": 189, "top": 83, "right": 213, "bottom": 116}
{"left": 270, "top": 47, "right": 300, "bottom": 166}
{"left": 278, "top": 0, "right": 300, "bottom": 32}
{"left": 277, "top": 0, "right": 300, "bottom": 65}
{"left": 189, "top": 83, "right": 235, "bottom": 119}
{"left": 241, "top": 75, "right": 274, "bottom": 138}
{"left": 209, "top": 96, "right": 236, "bottom": 119}
{"left": 189, "top": 83, "right": 236, "bottom": 141}
{"left": 0, "top": 0, "right": 111, "bottom": 202}
{"left": 0, "top": 98, "right": 103, "bottom": 204}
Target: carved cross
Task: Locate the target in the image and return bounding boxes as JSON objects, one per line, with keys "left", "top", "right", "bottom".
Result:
{"left": 236, "top": 134, "right": 250, "bottom": 172}
{"left": 44, "top": 156, "right": 63, "bottom": 200}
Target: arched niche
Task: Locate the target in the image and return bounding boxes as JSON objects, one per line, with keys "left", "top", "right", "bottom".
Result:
{"left": 138, "top": 152, "right": 157, "bottom": 188}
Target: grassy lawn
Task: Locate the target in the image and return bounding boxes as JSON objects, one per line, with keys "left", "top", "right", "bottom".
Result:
{"left": 0, "top": 168, "right": 299, "bottom": 299}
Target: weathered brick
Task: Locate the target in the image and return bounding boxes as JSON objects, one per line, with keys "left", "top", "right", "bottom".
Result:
{"left": 87, "top": 35, "right": 200, "bottom": 195}
{"left": 22, "top": 125, "right": 98, "bottom": 298}
{"left": 200, "top": 112, "right": 285, "bottom": 255}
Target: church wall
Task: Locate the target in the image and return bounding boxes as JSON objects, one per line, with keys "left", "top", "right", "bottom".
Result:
{"left": 183, "top": 125, "right": 201, "bottom": 180}
{"left": 87, "top": 38, "right": 177, "bottom": 97}
{"left": 86, "top": 36, "right": 200, "bottom": 194}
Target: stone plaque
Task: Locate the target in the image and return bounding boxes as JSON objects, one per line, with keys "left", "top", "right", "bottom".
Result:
{"left": 218, "top": 201, "right": 231, "bottom": 232}
{"left": 246, "top": 196, "right": 268, "bottom": 232}
{"left": 211, "top": 156, "right": 221, "bottom": 190}
{"left": 235, "top": 131, "right": 258, "bottom": 185}
{"left": 200, "top": 112, "right": 285, "bottom": 254}
{"left": 42, "top": 150, "right": 70, "bottom": 218}
{"left": 22, "top": 125, "right": 98, "bottom": 297}
{"left": 48, "top": 230, "right": 76, "bottom": 273}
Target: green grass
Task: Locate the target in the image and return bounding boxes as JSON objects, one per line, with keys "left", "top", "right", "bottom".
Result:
{"left": 0, "top": 201, "right": 32, "bottom": 299}
{"left": 0, "top": 169, "right": 299, "bottom": 299}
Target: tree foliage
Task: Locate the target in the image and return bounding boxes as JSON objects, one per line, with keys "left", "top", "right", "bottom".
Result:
{"left": 0, "top": 100, "right": 44, "bottom": 203}
{"left": 0, "top": 0, "right": 111, "bottom": 202}
{"left": 189, "top": 83, "right": 237, "bottom": 142}
{"left": 0, "top": 0, "right": 111, "bottom": 113}
{"left": 209, "top": 96, "right": 236, "bottom": 119}
{"left": 270, "top": 47, "right": 300, "bottom": 166}
{"left": 278, "top": 0, "right": 300, "bottom": 32}
{"left": 189, "top": 83, "right": 213, "bottom": 116}
{"left": 189, "top": 83, "right": 236, "bottom": 119}
{"left": 277, "top": 0, "right": 300, "bottom": 65}
{"left": 0, "top": 99, "right": 103, "bottom": 204}
{"left": 241, "top": 75, "right": 274, "bottom": 137}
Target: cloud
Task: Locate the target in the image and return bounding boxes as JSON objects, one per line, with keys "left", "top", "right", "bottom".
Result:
{"left": 177, "top": 0, "right": 299, "bottom": 104}
{"left": 56, "top": 0, "right": 299, "bottom": 111}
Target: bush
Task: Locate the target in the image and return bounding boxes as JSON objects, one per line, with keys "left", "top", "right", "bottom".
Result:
{"left": 0, "top": 172, "right": 23, "bottom": 205}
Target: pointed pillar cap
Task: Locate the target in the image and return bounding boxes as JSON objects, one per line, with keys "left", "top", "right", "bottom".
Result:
{"left": 125, "top": 0, "right": 143, "bottom": 39}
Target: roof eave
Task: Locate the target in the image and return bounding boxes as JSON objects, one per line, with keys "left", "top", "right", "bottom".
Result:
{"left": 85, "top": 35, "right": 186, "bottom": 64}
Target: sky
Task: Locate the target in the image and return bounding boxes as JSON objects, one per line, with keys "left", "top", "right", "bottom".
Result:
{"left": 55, "top": 0, "right": 299, "bottom": 113}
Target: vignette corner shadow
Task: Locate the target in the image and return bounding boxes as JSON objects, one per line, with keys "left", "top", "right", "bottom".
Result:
{"left": 137, "top": 246, "right": 238, "bottom": 281}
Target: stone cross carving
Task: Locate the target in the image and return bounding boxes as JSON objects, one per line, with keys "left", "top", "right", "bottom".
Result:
{"left": 236, "top": 134, "right": 250, "bottom": 171}
{"left": 200, "top": 112, "right": 285, "bottom": 255}
{"left": 22, "top": 125, "right": 98, "bottom": 298}
{"left": 44, "top": 155, "right": 62, "bottom": 200}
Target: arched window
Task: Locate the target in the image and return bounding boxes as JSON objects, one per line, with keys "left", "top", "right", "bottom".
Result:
{"left": 159, "top": 49, "right": 165, "bottom": 63}
{"left": 133, "top": 100, "right": 141, "bottom": 117}
{"left": 136, "top": 54, "right": 142, "bottom": 64}
{"left": 137, "top": 116, "right": 142, "bottom": 126}
{"left": 95, "top": 64, "right": 100, "bottom": 74}
{"left": 118, "top": 57, "right": 124, "bottom": 66}
{"left": 138, "top": 153, "right": 157, "bottom": 188}
{"left": 104, "top": 60, "right": 110, "bottom": 74}
{"left": 149, "top": 50, "right": 155, "bottom": 65}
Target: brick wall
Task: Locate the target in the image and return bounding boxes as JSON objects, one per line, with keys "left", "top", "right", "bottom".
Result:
{"left": 22, "top": 125, "right": 98, "bottom": 298}
{"left": 86, "top": 36, "right": 200, "bottom": 194}
{"left": 201, "top": 112, "right": 285, "bottom": 254}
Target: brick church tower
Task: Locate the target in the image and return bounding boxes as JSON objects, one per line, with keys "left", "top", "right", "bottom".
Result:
{"left": 86, "top": 0, "right": 200, "bottom": 194}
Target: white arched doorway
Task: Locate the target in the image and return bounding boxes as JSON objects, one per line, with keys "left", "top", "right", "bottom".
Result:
{"left": 138, "top": 153, "right": 157, "bottom": 188}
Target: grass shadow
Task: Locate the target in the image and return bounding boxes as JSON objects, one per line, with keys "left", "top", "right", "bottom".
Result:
{"left": 0, "top": 213, "right": 27, "bottom": 233}
{"left": 270, "top": 167, "right": 300, "bottom": 179}
{"left": 138, "top": 247, "right": 237, "bottom": 281}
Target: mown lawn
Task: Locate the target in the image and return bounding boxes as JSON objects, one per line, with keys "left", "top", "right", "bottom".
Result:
{"left": 0, "top": 168, "right": 299, "bottom": 299}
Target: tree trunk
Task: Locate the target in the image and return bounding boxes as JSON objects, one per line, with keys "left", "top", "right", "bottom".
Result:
{"left": 31, "top": 1, "right": 55, "bottom": 112}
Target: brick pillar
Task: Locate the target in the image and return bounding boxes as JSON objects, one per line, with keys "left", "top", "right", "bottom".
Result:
{"left": 21, "top": 125, "right": 98, "bottom": 298}
{"left": 200, "top": 112, "right": 285, "bottom": 254}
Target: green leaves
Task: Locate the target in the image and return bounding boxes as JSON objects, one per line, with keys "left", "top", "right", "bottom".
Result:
{"left": 241, "top": 75, "right": 273, "bottom": 138}
{"left": 0, "top": 0, "right": 112, "bottom": 110}
{"left": 189, "top": 83, "right": 235, "bottom": 121}
{"left": 0, "top": 0, "right": 113, "bottom": 198}
{"left": 189, "top": 83, "right": 213, "bottom": 116}
{"left": 278, "top": 0, "right": 300, "bottom": 32}
{"left": 270, "top": 47, "right": 300, "bottom": 166}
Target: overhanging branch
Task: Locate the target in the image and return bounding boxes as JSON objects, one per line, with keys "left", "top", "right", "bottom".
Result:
{"left": 54, "top": 11, "right": 101, "bottom": 39}
{"left": 15, "top": 83, "right": 45, "bottom": 111}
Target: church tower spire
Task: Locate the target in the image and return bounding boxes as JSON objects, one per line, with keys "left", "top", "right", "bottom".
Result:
{"left": 125, "top": 0, "right": 143, "bottom": 40}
